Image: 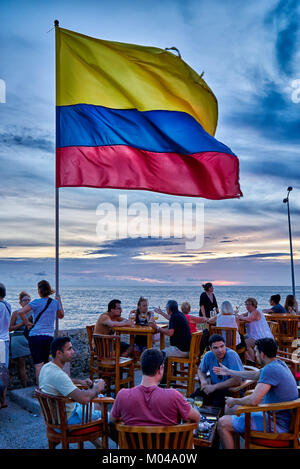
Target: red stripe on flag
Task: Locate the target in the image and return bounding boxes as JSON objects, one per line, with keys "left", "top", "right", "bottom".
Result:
{"left": 56, "top": 145, "right": 242, "bottom": 199}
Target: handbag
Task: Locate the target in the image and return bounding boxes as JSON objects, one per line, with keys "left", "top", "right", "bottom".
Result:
{"left": 24, "top": 298, "right": 52, "bottom": 340}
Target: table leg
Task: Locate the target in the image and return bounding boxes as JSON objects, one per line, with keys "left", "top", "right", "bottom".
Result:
{"left": 147, "top": 333, "right": 153, "bottom": 349}
{"left": 160, "top": 332, "right": 165, "bottom": 350}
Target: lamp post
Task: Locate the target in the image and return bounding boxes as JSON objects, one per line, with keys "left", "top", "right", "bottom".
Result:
{"left": 283, "top": 187, "right": 296, "bottom": 296}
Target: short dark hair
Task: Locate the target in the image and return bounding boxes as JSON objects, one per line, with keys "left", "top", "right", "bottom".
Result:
{"left": 255, "top": 338, "right": 278, "bottom": 358}
{"left": 108, "top": 299, "right": 121, "bottom": 312}
{"left": 0, "top": 283, "right": 6, "bottom": 298}
{"left": 50, "top": 336, "right": 71, "bottom": 358}
{"left": 38, "top": 280, "right": 55, "bottom": 298}
{"left": 270, "top": 294, "right": 281, "bottom": 304}
{"left": 209, "top": 334, "right": 225, "bottom": 347}
{"left": 141, "top": 348, "right": 165, "bottom": 376}
{"left": 166, "top": 300, "right": 179, "bottom": 314}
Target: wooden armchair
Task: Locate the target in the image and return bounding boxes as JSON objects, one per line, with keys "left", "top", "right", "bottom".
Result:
{"left": 34, "top": 388, "right": 114, "bottom": 449}
{"left": 93, "top": 334, "right": 134, "bottom": 396}
{"left": 166, "top": 331, "right": 203, "bottom": 397}
{"left": 264, "top": 314, "right": 299, "bottom": 353}
{"left": 235, "top": 398, "right": 300, "bottom": 449}
{"left": 86, "top": 325, "right": 99, "bottom": 380}
{"left": 116, "top": 422, "right": 197, "bottom": 449}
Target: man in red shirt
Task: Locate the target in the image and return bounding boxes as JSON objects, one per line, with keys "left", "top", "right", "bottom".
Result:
{"left": 109, "top": 348, "right": 200, "bottom": 440}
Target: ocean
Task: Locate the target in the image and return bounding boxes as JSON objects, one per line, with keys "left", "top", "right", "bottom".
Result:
{"left": 4, "top": 285, "right": 299, "bottom": 330}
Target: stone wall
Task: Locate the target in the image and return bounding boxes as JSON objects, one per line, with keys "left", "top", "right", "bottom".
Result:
{"left": 8, "top": 328, "right": 90, "bottom": 389}
{"left": 8, "top": 328, "right": 169, "bottom": 389}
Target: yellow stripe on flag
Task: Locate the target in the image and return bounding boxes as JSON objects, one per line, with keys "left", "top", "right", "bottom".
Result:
{"left": 56, "top": 27, "right": 218, "bottom": 136}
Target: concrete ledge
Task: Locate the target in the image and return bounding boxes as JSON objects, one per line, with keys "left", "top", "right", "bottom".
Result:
{"left": 8, "top": 386, "right": 41, "bottom": 415}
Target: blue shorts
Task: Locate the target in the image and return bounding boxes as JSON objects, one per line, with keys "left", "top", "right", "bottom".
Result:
{"left": 67, "top": 402, "right": 106, "bottom": 425}
{"left": 232, "top": 412, "right": 286, "bottom": 433}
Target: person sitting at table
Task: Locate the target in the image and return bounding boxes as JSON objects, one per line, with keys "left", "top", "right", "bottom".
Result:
{"left": 39, "top": 336, "right": 106, "bottom": 448}
{"left": 94, "top": 299, "right": 133, "bottom": 357}
{"left": 238, "top": 297, "right": 273, "bottom": 365}
{"left": 190, "top": 334, "right": 243, "bottom": 408}
{"left": 129, "top": 297, "right": 159, "bottom": 356}
{"left": 263, "top": 294, "right": 286, "bottom": 315}
{"left": 207, "top": 301, "right": 245, "bottom": 351}
{"left": 151, "top": 300, "right": 191, "bottom": 358}
{"left": 284, "top": 295, "right": 298, "bottom": 314}
{"left": 217, "top": 338, "right": 299, "bottom": 449}
{"left": 109, "top": 348, "right": 200, "bottom": 442}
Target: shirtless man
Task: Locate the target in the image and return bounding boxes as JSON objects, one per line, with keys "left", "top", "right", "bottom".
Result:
{"left": 94, "top": 299, "right": 133, "bottom": 357}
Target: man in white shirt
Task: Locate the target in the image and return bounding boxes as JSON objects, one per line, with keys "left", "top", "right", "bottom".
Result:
{"left": 39, "top": 336, "right": 105, "bottom": 447}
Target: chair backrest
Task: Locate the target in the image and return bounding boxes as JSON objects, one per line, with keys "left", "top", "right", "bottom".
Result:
{"left": 116, "top": 422, "right": 197, "bottom": 449}
{"left": 210, "top": 326, "right": 237, "bottom": 350}
{"left": 35, "top": 388, "right": 69, "bottom": 431}
{"left": 86, "top": 325, "right": 95, "bottom": 352}
{"left": 267, "top": 321, "right": 279, "bottom": 338}
{"left": 189, "top": 331, "right": 203, "bottom": 361}
{"left": 265, "top": 315, "right": 298, "bottom": 339}
{"left": 93, "top": 333, "right": 120, "bottom": 360}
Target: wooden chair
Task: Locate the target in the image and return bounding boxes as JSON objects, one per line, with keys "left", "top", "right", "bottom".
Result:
{"left": 116, "top": 422, "right": 197, "bottom": 449}
{"left": 93, "top": 334, "right": 134, "bottom": 396}
{"left": 235, "top": 398, "right": 300, "bottom": 449}
{"left": 86, "top": 325, "right": 99, "bottom": 380}
{"left": 166, "top": 331, "right": 203, "bottom": 397}
{"left": 34, "top": 388, "right": 114, "bottom": 449}
{"left": 277, "top": 350, "right": 300, "bottom": 384}
{"left": 264, "top": 314, "right": 299, "bottom": 353}
{"left": 209, "top": 326, "right": 246, "bottom": 363}
{"left": 267, "top": 321, "right": 279, "bottom": 342}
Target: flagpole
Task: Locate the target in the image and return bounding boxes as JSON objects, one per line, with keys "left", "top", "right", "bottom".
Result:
{"left": 54, "top": 19, "right": 60, "bottom": 337}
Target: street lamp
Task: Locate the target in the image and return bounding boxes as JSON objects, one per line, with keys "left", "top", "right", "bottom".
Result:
{"left": 283, "top": 187, "right": 296, "bottom": 296}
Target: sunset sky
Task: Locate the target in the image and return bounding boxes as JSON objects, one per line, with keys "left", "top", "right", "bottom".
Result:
{"left": 0, "top": 0, "right": 299, "bottom": 288}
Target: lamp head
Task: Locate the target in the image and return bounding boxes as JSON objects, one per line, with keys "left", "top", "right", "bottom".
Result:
{"left": 287, "top": 186, "right": 293, "bottom": 192}
{"left": 283, "top": 198, "right": 288, "bottom": 203}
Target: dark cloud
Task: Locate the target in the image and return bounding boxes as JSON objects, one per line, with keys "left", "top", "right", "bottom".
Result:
{"left": 0, "top": 128, "right": 54, "bottom": 153}
{"left": 265, "top": 0, "right": 300, "bottom": 76}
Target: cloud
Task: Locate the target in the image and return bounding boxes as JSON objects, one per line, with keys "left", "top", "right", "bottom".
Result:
{"left": 265, "top": 0, "right": 300, "bottom": 77}
{"left": 0, "top": 127, "right": 54, "bottom": 153}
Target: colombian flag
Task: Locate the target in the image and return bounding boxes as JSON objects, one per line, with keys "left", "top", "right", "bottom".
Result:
{"left": 56, "top": 27, "right": 242, "bottom": 199}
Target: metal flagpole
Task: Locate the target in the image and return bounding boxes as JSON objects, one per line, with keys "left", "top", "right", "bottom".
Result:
{"left": 283, "top": 186, "right": 296, "bottom": 297}
{"left": 54, "top": 19, "right": 60, "bottom": 337}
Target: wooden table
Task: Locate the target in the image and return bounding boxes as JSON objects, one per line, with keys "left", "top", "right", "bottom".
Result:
{"left": 113, "top": 323, "right": 168, "bottom": 351}
{"left": 193, "top": 406, "right": 222, "bottom": 448}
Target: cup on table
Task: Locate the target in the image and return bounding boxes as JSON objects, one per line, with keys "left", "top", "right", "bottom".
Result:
{"left": 194, "top": 397, "right": 203, "bottom": 409}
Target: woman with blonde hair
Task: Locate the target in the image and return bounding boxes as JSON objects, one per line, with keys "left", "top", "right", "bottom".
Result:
{"left": 208, "top": 301, "right": 243, "bottom": 348}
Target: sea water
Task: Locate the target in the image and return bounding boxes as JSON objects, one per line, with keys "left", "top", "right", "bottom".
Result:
{"left": 4, "top": 285, "right": 299, "bottom": 330}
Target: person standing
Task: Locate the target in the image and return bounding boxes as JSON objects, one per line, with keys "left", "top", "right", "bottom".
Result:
{"left": 9, "top": 291, "right": 32, "bottom": 387}
{"left": 199, "top": 282, "right": 219, "bottom": 318}
{"left": 18, "top": 280, "right": 64, "bottom": 384}
{"left": 0, "top": 282, "right": 11, "bottom": 408}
